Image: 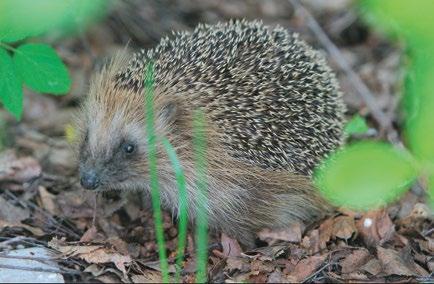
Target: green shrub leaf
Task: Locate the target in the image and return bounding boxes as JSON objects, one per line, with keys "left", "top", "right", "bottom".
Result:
{"left": 14, "top": 43, "right": 71, "bottom": 94}
{"left": 344, "top": 114, "right": 370, "bottom": 135}
{"left": 315, "top": 141, "right": 418, "bottom": 210}
{"left": 0, "top": 48, "right": 23, "bottom": 120}
{"left": 0, "top": 0, "right": 109, "bottom": 42}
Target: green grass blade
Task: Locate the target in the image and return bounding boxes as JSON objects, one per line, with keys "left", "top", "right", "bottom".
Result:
{"left": 193, "top": 110, "right": 208, "bottom": 283}
{"left": 144, "top": 62, "right": 169, "bottom": 283}
{"left": 161, "top": 137, "right": 188, "bottom": 282}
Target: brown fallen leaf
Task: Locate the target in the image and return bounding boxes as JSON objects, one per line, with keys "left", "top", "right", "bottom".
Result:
{"left": 356, "top": 210, "right": 395, "bottom": 247}
{"left": 221, "top": 233, "right": 242, "bottom": 257}
{"left": 38, "top": 186, "right": 60, "bottom": 215}
{"left": 80, "top": 226, "right": 99, "bottom": 242}
{"left": 288, "top": 255, "right": 326, "bottom": 282}
{"left": 332, "top": 216, "right": 357, "bottom": 240}
{"left": 48, "top": 237, "right": 132, "bottom": 275}
{"left": 360, "top": 258, "right": 382, "bottom": 276}
{"left": 267, "top": 269, "right": 287, "bottom": 283}
{"left": 225, "top": 257, "right": 250, "bottom": 273}
{"left": 131, "top": 271, "right": 163, "bottom": 283}
{"left": 0, "top": 196, "right": 30, "bottom": 224}
{"left": 340, "top": 248, "right": 371, "bottom": 274}
{"left": 301, "top": 229, "right": 320, "bottom": 255}
{"left": 376, "top": 246, "right": 428, "bottom": 277}
{"left": 250, "top": 259, "right": 275, "bottom": 273}
{"left": 258, "top": 223, "right": 303, "bottom": 245}
{"left": 319, "top": 217, "right": 334, "bottom": 249}
{"left": 0, "top": 150, "right": 41, "bottom": 184}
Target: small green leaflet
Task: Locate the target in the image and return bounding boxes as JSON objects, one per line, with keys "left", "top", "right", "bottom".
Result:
{"left": 315, "top": 141, "right": 418, "bottom": 210}
{"left": 0, "top": 48, "right": 23, "bottom": 120}
{"left": 344, "top": 114, "right": 369, "bottom": 135}
{"left": 14, "top": 43, "right": 71, "bottom": 94}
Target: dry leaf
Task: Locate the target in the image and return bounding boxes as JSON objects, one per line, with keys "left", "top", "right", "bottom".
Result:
{"left": 48, "top": 237, "right": 132, "bottom": 274}
{"left": 302, "top": 229, "right": 320, "bottom": 255}
{"left": 80, "top": 226, "right": 99, "bottom": 242}
{"left": 225, "top": 257, "right": 250, "bottom": 273}
{"left": 267, "top": 269, "right": 287, "bottom": 283}
{"left": 38, "top": 186, "right": 60, "bottom": 215}
{"left": 332, "top": 216, "right": 357, "bottom": 240}
{"left": 258, "top": 223, "right": 303, "bottom": 245}
{"left": 319, "top": 218, "right": 334, "bottom": 249}
{"left": 0, "top": 196, "right": 30, "bottom": 224}
{"left": 356, "top": 210, "right": 395, "bottom": 247}
{"left": 131, "top": 271, "right": 163, "bottom": 283}
{"left": 288, "top": 255, "right": 325, "bottom": 282}
{"left": 340, "top": 248, "right": 370, "bottom": 274}
{"left": 221, "top": 233, "right": 242, "bottom": 257}
{"left": 0, "top": 151, "right": 41, "bottom": 184}
{"left": 377, "top": 246, "right": 428, "bottom": 277}
{"left": 360, "top": 258, "right": 382, "bottom": 276}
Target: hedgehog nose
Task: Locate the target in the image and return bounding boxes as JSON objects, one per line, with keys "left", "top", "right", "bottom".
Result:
{"left": 80, "top": 170, "right": 100, "bottom": 190}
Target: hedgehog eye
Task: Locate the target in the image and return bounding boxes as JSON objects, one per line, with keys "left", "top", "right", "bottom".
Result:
{"left": 122, "top": 143, "right": 135, "bottom": 154}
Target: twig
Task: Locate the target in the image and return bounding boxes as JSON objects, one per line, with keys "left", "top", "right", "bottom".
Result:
{"left": 288, "top": 0, "right": 399, "bottom": 142}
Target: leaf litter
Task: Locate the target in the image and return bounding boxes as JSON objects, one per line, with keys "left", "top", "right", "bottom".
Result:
{"left": 0, "top": 0, "right": 433, "bottom": 283}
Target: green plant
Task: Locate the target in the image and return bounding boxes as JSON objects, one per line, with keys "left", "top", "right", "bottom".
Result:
{"left": 0, "top": 0, "right": 109, "bottom": 120}
{"left": 315, "top": 0, "right": 434, "bottom": 209}
{"left": 344, "top": 114, "right": 370, "bottom": 136}
{"left": 144, "top": 63, "right": 208, "bottom": 282}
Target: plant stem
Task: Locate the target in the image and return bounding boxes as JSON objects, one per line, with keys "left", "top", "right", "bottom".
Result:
{"left": 162, "top": 138, "right": 188, "bottom": 283}
{"left": 144, "top": 62, "right": 169, "bottom": 283}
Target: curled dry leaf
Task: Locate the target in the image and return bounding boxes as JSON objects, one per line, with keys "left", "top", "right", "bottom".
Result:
{"left": 376, "top": 246, "right": 428, "bottom": 277}
{"left": 288, "top": 255, "right": 326, "bottom": 282}
{"left": 221, "top": 233, "right": 242, "bottom": 257}
{"left": 0, "top": 150, "right": 41, "bottom": 184}
{"left": 258, "top": 223, "right": 303, "bottom": 245}
{"left": 48, "top": 237, "right": 132, "bottom": 275}
{"left": 131, "top": 271, "right": 163, "bottom": 283}
{"left": 356, "top": 210, "right": 395, "bottom": 247}
{"left": 38, "top": 186, "right": 60, "bottom": 215}
{"left": 332, "top": 216, "right": 357, "bottom": 240}
{"left": 340, "top": 248, "right": 370, "bottom": 274}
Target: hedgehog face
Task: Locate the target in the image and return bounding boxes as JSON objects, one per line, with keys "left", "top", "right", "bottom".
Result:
{"left": 78, "top": 110, "right": 150, "bottom": 191}
{"left": 77, "top": 88, "right": 180, "bottom": 192}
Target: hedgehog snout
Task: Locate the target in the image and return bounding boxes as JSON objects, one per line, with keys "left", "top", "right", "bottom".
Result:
{"left": 80, "top": 169, "right": 100, "bottom": 190}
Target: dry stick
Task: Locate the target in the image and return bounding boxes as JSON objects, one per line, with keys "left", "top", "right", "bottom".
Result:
{"left": 288, "top": 0, "right": 399, "bottom": 143}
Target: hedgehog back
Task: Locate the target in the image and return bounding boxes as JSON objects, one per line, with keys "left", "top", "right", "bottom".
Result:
{"left": 116, "top": 20, "right": 345, "bottom": 175}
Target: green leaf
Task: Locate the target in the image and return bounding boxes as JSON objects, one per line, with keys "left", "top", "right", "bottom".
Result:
{"left": 14, "top": 43, "right": 71, "bottom": 94}
{"left": 344, "top": 114, "right": 370, "bottom": 135}
{"left": 404, "top": 51, "right": 434, "bottom": 165}
{"left": 0, "top": 48, "right": 23, "bottom": 120}
{"left": 314, "top": 141, "right": 418, "bottom": 210}
{"left": 359, "top": 0, "right": 434, "bottom": 47}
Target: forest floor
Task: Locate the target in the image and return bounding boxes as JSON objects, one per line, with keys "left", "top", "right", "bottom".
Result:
{"left": 0, "top": 0, "right": 433, "bottom": 282}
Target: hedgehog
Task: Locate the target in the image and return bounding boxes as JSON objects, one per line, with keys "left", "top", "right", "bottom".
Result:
{"left": 76, "top": 20, "right": 345, "bottom": 247}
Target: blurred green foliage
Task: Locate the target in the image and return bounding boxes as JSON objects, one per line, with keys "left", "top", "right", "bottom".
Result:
{"left": 315, "top": 0, "right": 434, "bottom": 210}
{"left": 344, "top": 114, "right": 370, "bottom": 135}
{"left": 315, "top": 142, "right": 417, "bottom": 210}
{"left": 0, "top": 0, "right": 110, "bottom": 42}
{"left": 359, "top": 0, "right": 434, "bottom": 47}
{"left": 0, "top": 0, "right": 110, "bottom": 120}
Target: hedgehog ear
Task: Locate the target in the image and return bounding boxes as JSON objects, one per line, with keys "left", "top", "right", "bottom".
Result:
{"left": 157, "top": 100, "right": 178, "bottom": 126}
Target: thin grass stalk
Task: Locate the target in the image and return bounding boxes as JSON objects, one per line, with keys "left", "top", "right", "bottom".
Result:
{"left": 193, "top": 110, "right": 208, "bottom": 283}
{"left": 161, "top": 137, "right": 188, "bottom": 282}
{"left": 144, "top": 62, "right": 169, "bottom": 283}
